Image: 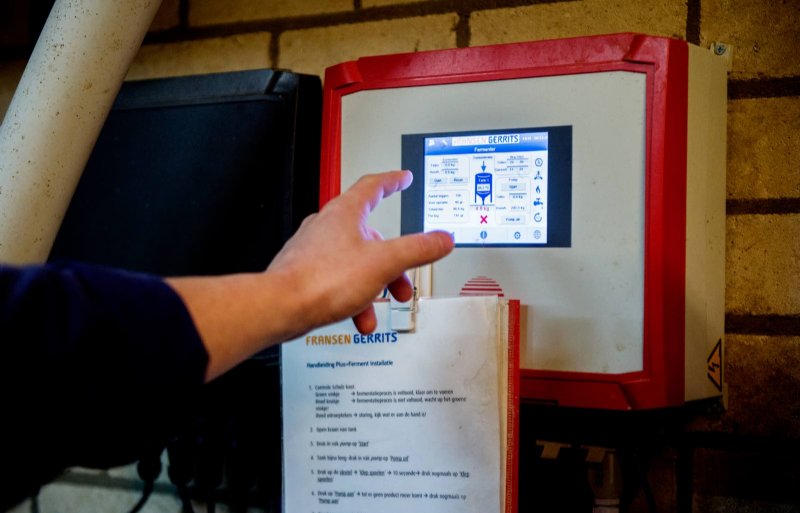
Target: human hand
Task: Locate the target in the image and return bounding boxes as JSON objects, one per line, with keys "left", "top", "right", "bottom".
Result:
{"left": 267, "top": 170, "right": 454, "bottom": 334}
{"left": 169, "top": 170, "right": 454, "bottom": 381}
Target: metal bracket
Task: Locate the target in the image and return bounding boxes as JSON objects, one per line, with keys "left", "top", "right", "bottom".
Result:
{"left": 389, "top": 267, "right": 421, "bottom": 333}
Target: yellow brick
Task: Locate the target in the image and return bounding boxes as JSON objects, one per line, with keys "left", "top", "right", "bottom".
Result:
{"left": 189, "top": 0, "right": 353, "bottom": 26}
{"left": 279, "top": 14, "right": 458, "bottom": 79}
{"left": 702, "top": 0, "right": 800, "bottom": 79}
{"left": 470, "top": 0, "right": 687, "bottom": 46}
{"left": 0, "top": 60, "right": 26, "bottom": 123}
{"left": 126, "top": 33, "right": 272, "bottom": 81}
{"left": 728, "top": 97, "right": 800, "bottom": 200}
{"left": 726, "top": 214, "right": 800, "bottom": 315}
{"left": 150, "top": 0, "right": 181, "bottom": 31}
{"left": 688, "top": 335, "right": 800, "bottom": 438}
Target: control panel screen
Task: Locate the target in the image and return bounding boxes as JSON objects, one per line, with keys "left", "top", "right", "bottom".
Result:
{"left": 401, "top": 126, "right": 572, "bottom": 247}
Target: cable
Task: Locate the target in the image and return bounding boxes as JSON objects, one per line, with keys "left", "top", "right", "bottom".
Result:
{"left": 126, "top": 449, "right": 163, "bottom": 513}
{"left": 177, "top": 485, "right": 196, "bottom": 513}
{"left": 631, "top": 450, "right": 658, "bottom": 513}
{"left": 167, "top": 437, "right": 197, "bottom": 513}
{"left": 126, "top": 480, "right": 154, "bottom": 513}
{"left": 29, "top": 491, "right": 40, "bottom": 513}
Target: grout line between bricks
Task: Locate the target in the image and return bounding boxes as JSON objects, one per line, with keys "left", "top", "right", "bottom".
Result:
{"left": 727, "top": 198, "right": 800, "bottom": 216}
{"left": 142, "top": 0, "right": 575, "bottom": 45}
{"left": 725, "top": 314, "right": 800, "bottom": 337}
{"left": 269, "top": 33, "right": 281, "bottom": 69}
{"left": 455, "top": 11, "right": 471, "bottom": 48}
{"left": 179, "top": 0, "right": 190, "bottom": 29}
{"left": 729, "top": 76, "right": 800, "bottom": 99}
{"left": 685, "top": 0, "right": 701, "bottom": 45}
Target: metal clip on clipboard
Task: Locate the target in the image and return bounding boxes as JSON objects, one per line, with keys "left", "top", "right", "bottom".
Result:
{"left": 389, "top": 267, "right": 421, "bottom": 333}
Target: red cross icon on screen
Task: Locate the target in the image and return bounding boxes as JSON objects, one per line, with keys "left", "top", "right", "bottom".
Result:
{"left": 480, "top": 215, "right": 488, "bottom": 224}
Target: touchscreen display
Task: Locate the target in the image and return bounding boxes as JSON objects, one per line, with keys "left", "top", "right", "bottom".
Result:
{"left": 423, "top": 131, "right": 549, "bottom": 244}
{"left": 401, "top": 126, "right": 572, "bottom": 248}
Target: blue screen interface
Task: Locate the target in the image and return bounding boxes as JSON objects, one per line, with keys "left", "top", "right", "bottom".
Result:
{"left": 423, "top": 131, "right": 549, "bottom": 245}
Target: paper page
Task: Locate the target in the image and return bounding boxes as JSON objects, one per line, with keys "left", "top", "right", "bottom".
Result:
{"left": 282, "top": 295, "right": 503, "bottom": 513}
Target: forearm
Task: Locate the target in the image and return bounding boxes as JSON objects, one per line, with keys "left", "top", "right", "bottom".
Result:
{"left": 167, "top": 271, "right": 305, "bottom": 382}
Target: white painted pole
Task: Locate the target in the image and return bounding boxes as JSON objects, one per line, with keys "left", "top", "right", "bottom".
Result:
{"left": 0, "top": 0, "right": 163, "bottom": 265}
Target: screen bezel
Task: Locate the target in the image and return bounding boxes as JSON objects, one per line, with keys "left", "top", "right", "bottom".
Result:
{"left": 401, "top": 125, "right": 572, "bottom": 248}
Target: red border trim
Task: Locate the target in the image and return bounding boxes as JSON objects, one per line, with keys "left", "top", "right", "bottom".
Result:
{"left": 321, "top": 33, "right": 689, "bottom": 410}
{"left": 506, "top": 300, "right": 520, "bottom": 513}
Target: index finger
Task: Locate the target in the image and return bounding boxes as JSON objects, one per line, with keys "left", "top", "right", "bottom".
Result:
{"left": 340, "top": 171, "right": 414, "bottom": 219}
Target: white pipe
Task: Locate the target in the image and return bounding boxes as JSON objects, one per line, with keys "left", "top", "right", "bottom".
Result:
{"left": 0, "top": 0, "right": 162, "bottom": 265}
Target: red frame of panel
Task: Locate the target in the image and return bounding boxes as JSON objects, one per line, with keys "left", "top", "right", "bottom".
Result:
{"left": 319, "top": 33, "right": 689, "bottom": 410}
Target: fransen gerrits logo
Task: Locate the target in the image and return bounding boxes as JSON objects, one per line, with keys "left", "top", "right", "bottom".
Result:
{"left": 304, "top": 330, "right": 399, "bottom": 371}
{"left": 305, "top": 330, "right": 399, "bottom": 346}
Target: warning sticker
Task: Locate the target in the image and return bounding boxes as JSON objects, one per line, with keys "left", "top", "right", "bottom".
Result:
{"left": 459, "top": 276, "right": 505, "bottom": 297}
{"left": 707, "top": 338, "right": 723, "bottom": 391}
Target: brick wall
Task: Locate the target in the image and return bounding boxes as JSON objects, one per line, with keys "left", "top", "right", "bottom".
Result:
{"left": 1, "top": 1, "right": 798, "bottom": 512}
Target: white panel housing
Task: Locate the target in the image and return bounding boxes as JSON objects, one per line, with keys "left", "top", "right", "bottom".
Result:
{"left": 341, "top": 71, "right": 647, "bottom": 375}
{"left": 684, "top": 45, "right": 728, "bottom": 401}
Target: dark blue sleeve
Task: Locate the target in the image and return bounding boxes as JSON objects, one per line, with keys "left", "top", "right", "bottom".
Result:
{"left": 0, "top": 262, "right": 209, "bottom": 508}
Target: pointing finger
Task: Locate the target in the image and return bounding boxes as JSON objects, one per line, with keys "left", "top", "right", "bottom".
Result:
{"left": 339, "top": 171, "right": 413, "bottom": 219}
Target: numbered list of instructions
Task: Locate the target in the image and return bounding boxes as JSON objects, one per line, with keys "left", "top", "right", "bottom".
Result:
{"left": 281, "top": 298, "right": 503, "bottom": 513}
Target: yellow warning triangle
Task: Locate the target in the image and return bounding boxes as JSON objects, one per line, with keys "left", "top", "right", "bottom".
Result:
{"left": 707, "top": 339, "right": 723, "bottom": 391}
